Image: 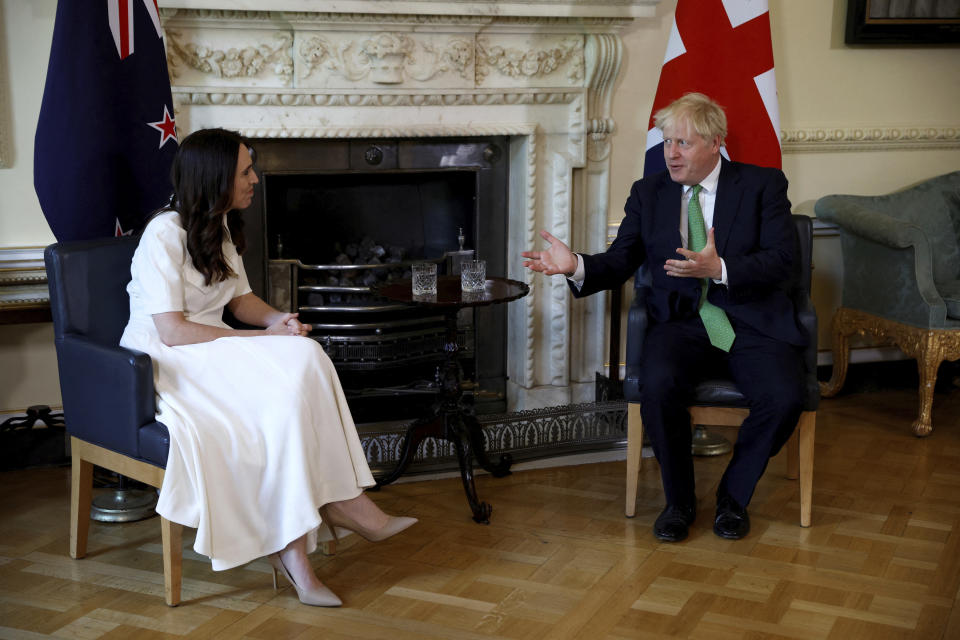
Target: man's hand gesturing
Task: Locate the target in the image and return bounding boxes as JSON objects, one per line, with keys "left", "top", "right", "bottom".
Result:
{"left": 521, "top": 230, "right": 578, "bottom": 277}
{"left": 664, "top": 227, "right": 723, "bottom": 280}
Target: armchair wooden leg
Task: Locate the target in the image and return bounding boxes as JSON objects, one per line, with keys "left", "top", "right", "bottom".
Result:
{"left": 785, "top": 427, "right": 799, "bottom": 481}
{"left": 625, "top": 403, "right": 644, "bottom": 518}
{"left": 913, "top": 334, "right": 946, "bottom": 437}
{"left": 820, "top": 307, "right": 853, "bottom": 397}
{"left": 161, "top": 517, "right": 183, "bottom": 607}
{"left": 70, "top": 438, "right": 93, "bottom": 559}
{"left": 797, "top": 411, "right": 815, "bottom": 528}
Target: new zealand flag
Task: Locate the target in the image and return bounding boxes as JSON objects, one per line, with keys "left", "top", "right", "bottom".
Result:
{"left": 35, "top": 0, "right": 178, "bottom": 242}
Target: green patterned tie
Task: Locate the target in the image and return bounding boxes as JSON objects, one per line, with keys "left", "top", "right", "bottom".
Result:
{"left": 687, "top": 185, "right": 735, "bottom": 351}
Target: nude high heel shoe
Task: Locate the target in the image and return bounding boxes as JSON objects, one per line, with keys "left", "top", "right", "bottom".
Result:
{"left": 268, "top": 553, "right": 342, "bottom": 607}
{"left": 319, "top": 505, "right": 417, "bottom": 543}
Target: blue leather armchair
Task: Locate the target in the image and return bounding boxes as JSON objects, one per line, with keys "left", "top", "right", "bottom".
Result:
{"left": 45, "top": 236, "right": 182, "bottom": 606}
{"left": 622, "top": 214, "right": 818, "bottom": 527}
{"left": 816, "top": 171, "right": 960, "bottom": 436}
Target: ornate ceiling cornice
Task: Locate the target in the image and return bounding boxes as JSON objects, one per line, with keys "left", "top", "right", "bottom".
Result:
{"left": 158, "top": 0, "right": 659, "bottom": 20}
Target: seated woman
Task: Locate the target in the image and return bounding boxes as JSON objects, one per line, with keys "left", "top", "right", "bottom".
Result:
{"left": 119, "top": 128, "right": 416, "bottom": 607}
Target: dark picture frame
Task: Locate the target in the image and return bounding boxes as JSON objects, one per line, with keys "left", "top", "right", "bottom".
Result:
{"left": 845, "top": 0, "right": 960, "bottom": 44}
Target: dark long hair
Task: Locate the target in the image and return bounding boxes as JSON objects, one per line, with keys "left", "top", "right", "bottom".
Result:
{"left": 169, "top": 128, "right": 250, "bottom": 285}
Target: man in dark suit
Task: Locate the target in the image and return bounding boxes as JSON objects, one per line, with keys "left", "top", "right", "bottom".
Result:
{"left": 522, "top": 93, "right": 805, "bottom": 542}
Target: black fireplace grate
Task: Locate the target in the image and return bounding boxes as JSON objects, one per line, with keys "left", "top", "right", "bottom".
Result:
{"left": 315, "top": 325, "right": 472, "bottom": 369}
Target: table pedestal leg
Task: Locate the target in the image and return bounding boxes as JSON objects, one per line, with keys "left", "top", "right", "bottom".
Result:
{"left": 447, "top": 410, "right": 493, "bottom": 524}
{"left": 373, "top": 414, "right": 443, "bottom": 488}
{"left": 374, "top": 407, "right": 499, "bottom": 523}
{"left": 464, "top": 412, "right": 513, "bottom": 477}
{"left": 373, "top": 309, "right": 512, "bottom": 523}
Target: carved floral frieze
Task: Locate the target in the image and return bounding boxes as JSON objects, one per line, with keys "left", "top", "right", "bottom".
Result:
{"left": 297, "top": 32, "right": 473, "bottom": 86}
{"left": 166, "top": 30, "right": 294, "bottom": 86}
{"left": 161, "top": 10, "right": 587, "bottom": 91}
{"left": 476, "top": 36, "right": 584, "bottom": 85}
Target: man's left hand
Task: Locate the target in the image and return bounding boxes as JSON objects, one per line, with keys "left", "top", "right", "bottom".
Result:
{"left": 664, "top": 227, "right": 723, "bottom": 280}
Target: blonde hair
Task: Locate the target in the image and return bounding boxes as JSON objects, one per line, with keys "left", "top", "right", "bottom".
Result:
{"left": 653, "top": 92, "right": 727, "bottom": 146}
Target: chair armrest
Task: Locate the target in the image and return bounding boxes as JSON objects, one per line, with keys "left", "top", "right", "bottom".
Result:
{"left": 816, "top": 196, "right": 946, "bottom": 326}
{"left": 815, "top": 197, "right": 928, "bottom": 250}
{"left": 55, "top": 335, "right": 156, "bottom": 457}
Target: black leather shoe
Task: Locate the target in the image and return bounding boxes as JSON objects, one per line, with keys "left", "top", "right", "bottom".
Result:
{"left": 653, "top": 504, "right": 696, "bottom": 542}
{"left": 713, "top": 495, "right": 750, "bottom": 539}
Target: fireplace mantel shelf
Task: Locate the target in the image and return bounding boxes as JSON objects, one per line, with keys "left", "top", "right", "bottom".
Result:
{"left": 159, "top": 0, "right": 660, "bottom": 19}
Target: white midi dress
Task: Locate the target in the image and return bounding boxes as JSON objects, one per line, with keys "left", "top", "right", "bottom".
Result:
{"left": 119, "top": 211, "right": 375, "bottom": 571}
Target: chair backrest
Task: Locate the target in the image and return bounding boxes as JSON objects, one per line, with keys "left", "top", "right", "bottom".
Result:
{"left": 45, "top": 236, "right": 140, "bottom": 345}
{"left": 793, "top": 214, "right": 813, "bottom": 298}
{"left": 819, "top": 171, "right": 960, "bottom": 285}
{"left": 626, "top": 214, "right": 818, "bottom": 407}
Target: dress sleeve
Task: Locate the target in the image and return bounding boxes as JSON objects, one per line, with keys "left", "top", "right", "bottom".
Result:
{"left": 226, "top": 243, "right": 253, "bottom": 299}
{"left": 132, "top": 216, "right": 187, "bottom": 315}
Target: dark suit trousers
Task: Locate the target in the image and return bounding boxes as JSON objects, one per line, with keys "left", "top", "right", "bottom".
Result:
{"left": 637, "top": 315, "right": 803, "bottom": 509}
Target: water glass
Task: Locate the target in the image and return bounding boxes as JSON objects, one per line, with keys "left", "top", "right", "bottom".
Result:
{"left": 460, "top": 259, "right": 486, "bottom": 293}
{"left": 411, "top": 262, "right": 437, "bottom": 296}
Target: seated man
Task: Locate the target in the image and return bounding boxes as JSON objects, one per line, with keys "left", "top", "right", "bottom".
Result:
{"left": 522, "top": 92, "right": 806, "bottom": 541}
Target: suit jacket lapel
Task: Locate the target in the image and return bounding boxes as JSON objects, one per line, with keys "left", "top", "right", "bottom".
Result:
{"left": 657, "top": 176, "right": 683, "bottom": 246}
{"left": 713, "top": 158, "right": 743, "bottom": 256}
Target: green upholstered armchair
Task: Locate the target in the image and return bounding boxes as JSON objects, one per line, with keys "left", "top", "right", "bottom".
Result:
{"left": 815, "top": 171, "right": 960, "bottom": 436}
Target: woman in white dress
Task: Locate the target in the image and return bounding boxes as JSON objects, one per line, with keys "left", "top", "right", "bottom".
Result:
{"left": 120, "top": 128, "right": 416, "bottom": 607}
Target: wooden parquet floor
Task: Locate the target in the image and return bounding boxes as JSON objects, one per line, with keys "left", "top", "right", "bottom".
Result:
{"left": 2, "top": 387, "right": 960, "bottom": 639}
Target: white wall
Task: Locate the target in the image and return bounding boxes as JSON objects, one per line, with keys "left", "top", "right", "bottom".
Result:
{"left": 0, "top": 0, "right": 60, "bottom": 412}
{"left": 0, "top": 0, "right": 56, "bottom": 247}
{"left": 0, "top": 322, "right": 59, "bottom": 409}
{"left": 1, "top": 0, "right": 959, "bottom": 412}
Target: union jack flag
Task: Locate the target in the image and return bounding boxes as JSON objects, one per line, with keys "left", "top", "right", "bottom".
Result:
{"left": 35, "top": 0, "right": 177, "bottom": 242}
{"left": 644, "top": 0, "right": 781, "bottom": 177}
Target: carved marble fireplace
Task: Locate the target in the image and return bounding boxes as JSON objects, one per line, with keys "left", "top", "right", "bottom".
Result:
{"left": 160, "top": 0, "right": 661, "bottom": 411}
